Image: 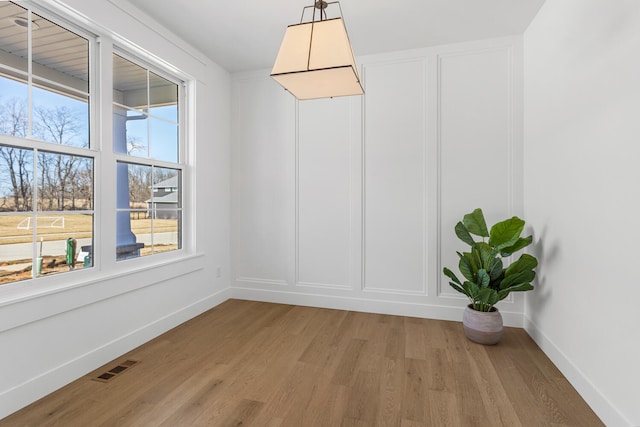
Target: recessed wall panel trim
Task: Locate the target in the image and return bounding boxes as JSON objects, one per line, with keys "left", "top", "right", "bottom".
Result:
{"left": 295, "top": 97, "right": 354, "bottom": 290}
{"left": 436, "top": 45, "right": 517, "bottom": 299}
{"left": 361, "top": 57, "right": 428, "bottom": 296}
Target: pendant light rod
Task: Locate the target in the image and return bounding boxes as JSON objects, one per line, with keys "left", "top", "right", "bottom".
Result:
{"left": 301, "top": 0, "right": 337, "bottom": 23}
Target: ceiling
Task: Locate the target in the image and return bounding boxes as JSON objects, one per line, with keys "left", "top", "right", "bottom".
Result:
{"left": 126, "top": 0, "right": 546, "bottom": 73}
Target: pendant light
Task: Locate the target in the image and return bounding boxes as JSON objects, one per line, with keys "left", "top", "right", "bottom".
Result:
{"left": 271, "top": 1, "right": 364, "bottom": 100}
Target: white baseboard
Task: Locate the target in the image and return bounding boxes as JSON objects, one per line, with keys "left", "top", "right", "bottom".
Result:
{"left": 0, "top": 287, "right": 232, "bottom": 421}
{"left": 231, "top": 286, "right": 524, "bottom": 327}
{"left": 524, "top": 315, "right": 632, "bottom": 427}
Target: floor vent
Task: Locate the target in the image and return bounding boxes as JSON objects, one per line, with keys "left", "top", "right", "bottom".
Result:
{"left": 92, "top": 359, "right": 139, "bottom": 383}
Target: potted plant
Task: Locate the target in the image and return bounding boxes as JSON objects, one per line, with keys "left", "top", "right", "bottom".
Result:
{"left": 443, "top": 208, "right": 538, "bottom": 345}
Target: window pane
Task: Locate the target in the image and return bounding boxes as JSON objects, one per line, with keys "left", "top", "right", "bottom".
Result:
{"left": 149, "top": 168, "right": 180, "bottom": 255}
{"left": 0, "top": 78, "right": 28, "bottom": 138}
{"left": 116, "top": 162, "right": 149, "bottom": 260}
{"left": 32, "top": 13, "right": 89, "bottom": 93}
{"left": 125, "top": 110, "right": 148, "bottom": 157}
{"left": 0, "top": 213, "right": 93, "bottom": 285}
{"left": 0, "top": 213, "right": 33, "bottom": 285}
{"left": 152, "top": 167, "right": 180, "bottom": 207}
{"left": 36, "top": 151, "right": 93, "bottom": 211}
{"left": 113, "top": 107, "right": 147, "bottom": 156}
{"left": 0, "top": 145, "right": 33, "bottom": 212}
{"left": 149, "top": 118, "right": 177, "bottom": 162}
{"left": 116, "top": 164, "right": 181, "bottom": 260}
{"left": 113, "top": 54, "right": 147, "bottom": 110}
{"left": 134, "top": 214, "right": 180, "bottom": 256}
{"left": 0, "top": 2, "right": 29, "bottom": 74}
{"left": 35, "top": 213, "right": 93, "bottom": 277}
{"left": 151, "top": 213, "right": 180, "bottom": 254}
{"left": 149, "top": 72, "right": 177, "bottom": 121}
{"left": 32, "top": 83, "right": 89, "bottom": 147}
{"left": 127, "top": 163, "right": 152, "bottom": 206}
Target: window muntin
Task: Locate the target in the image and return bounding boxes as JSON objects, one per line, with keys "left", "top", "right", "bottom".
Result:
{"left": 0, "top": 2, "right": 94, "bottom": 285}
{"left": 113, "top": 53, "right": 182, "bottom": 261}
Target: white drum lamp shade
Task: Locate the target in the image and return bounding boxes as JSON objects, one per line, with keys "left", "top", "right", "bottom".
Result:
{"left": 271, "top": 17, "right": 364, "bottom": 100}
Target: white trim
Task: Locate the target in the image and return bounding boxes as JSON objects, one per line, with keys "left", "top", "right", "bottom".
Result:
{"left": 360, "top": 57, "right": 429, "bottom": 296}
{"left": 0, "top": 253, "right": 206, "bottom": 330}
{"left": 231, "top": 286, "right": 524, "bottom": 327}
{"left": 524, "top": 316, "right": 632, "bottom": 427}
{"left": 0, "top": 286, "right": 231, "bottom": 421}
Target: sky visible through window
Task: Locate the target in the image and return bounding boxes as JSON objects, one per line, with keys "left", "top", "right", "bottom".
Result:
{"left": 0, "top": 76, "right": 88, "bottom": 143}
{"left": 0, "top": 74, "right": 180, "bottom": 200}
{"left": 0, "top": 75, "right": 87, "bottom": 196}
{"left": 122, "top": 104, "right": 179, "bottom": 163}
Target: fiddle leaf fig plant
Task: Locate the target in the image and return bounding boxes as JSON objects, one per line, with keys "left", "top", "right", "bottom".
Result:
{"left": 443, "top": 208, "right": 538, "bottom": 312}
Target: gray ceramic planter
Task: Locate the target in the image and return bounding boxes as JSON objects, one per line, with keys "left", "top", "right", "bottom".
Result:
{"left": 462, "top": 304, "right": 503, "bottom": 345}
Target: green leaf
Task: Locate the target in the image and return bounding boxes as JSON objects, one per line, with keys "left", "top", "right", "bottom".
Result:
{"left": 478, "top": 287, "right": 491, "bottom": 304}
{"left": 463, "top": 281, "right": 481, "bottom": 300}
{"left": 505, "top": 253, "right": 538, "bottom": 277}
{"left": 475, "top": 242, "right": 495, "bottom": 269}
{"left": 488, "top": 257, "right": 504, "bottom": 281}
{"left": 500, "top": 235, "right": 533, "bottom": 256}
{"left": 498, "top": 283, "right": 534, "bottom": 301}
{"left": 487, "top": 289, "right": 499, "bottom": 306}
{"left": 500, "top": 270, "right": 536, "bottom": 289}
{"left": 476, "top": 288, "right": 499, "bottom": 310}
{"left": 462, "top": 208, "right": 489, "bottom": 237}
{"left": 458, "top": 252, "right": 474, "bottom": 282}
{"left": 489, "top": 216, "right": 525, "bottom": 250}
{"left": 455, "top": 221, "right": 476, "bottom": 247}
{"left": 477, "top": 269, "right": 490, "bottom": 288}
{"left": 443, "top": 267, "right": 462, "bottom": 286}
{"left": 448, "top": 282, "right": 468, "bottom": 297}
{"left": 459, "top": 251, "right": 481, "bottom": 283}
{"left": 506, "top": 282, "right": 534, "bottom": 293}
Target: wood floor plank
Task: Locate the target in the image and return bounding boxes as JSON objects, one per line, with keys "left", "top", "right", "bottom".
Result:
{"left": 343, "top": 370, "right": 380, "bottom": 423}
{"left": 1, "top": 300, "right": 604, "bottom": 427}
{"left": 376, "top": 356, "right": 404, "bottom": 426}
{"left": 402, "top": 358, "right": 432, "bottom": 423}
{"left": 404, "top": 317, "right": 428, "bottom": 360}
{"left": 330, "top": 338, "right": 367, "bottom": 386}
{"left": 428, "top": 390, "right": 461, "bottom": 426}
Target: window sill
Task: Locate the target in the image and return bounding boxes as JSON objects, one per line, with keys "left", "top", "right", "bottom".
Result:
{"left": 0, "top": 253, "right": 205, "bottom": 333}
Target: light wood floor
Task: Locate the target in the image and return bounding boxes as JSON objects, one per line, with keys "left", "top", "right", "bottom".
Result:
{"left": 3, "top": 299, "right": 603, "bottom": 426}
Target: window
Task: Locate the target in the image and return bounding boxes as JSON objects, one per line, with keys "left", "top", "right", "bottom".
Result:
{"left": 112, "top": 54, "right": 182, "bottom": 260}
{"left": 0, "top": 2, "right": 94, "bottom": 285}
{"left": 0, "top": 2, "right": 188, "bottom": 286}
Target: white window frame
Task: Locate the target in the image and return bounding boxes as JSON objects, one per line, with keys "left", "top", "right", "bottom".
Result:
{"left": 111, "top": 48, "right": 187, "bottom": 262}
{"left": 0, "top": 0, "right": 195, "bottom": 298}
{"left": 0, "top": 1, "right": 98, "bottom": 284}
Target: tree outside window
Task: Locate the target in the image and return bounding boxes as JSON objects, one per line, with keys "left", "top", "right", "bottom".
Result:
{"left": 0, "top": 2, "right": 93, "bottom": 285}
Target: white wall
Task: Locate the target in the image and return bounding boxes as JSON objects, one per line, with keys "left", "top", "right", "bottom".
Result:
{"left": 0, "top": 0, "right": 231, "bottom": 419}
{"left": 231, "top": 36, "right": 526, "bottom": 326}
{"left": 524, "top": 1, "right": 640, "bottom": 425}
